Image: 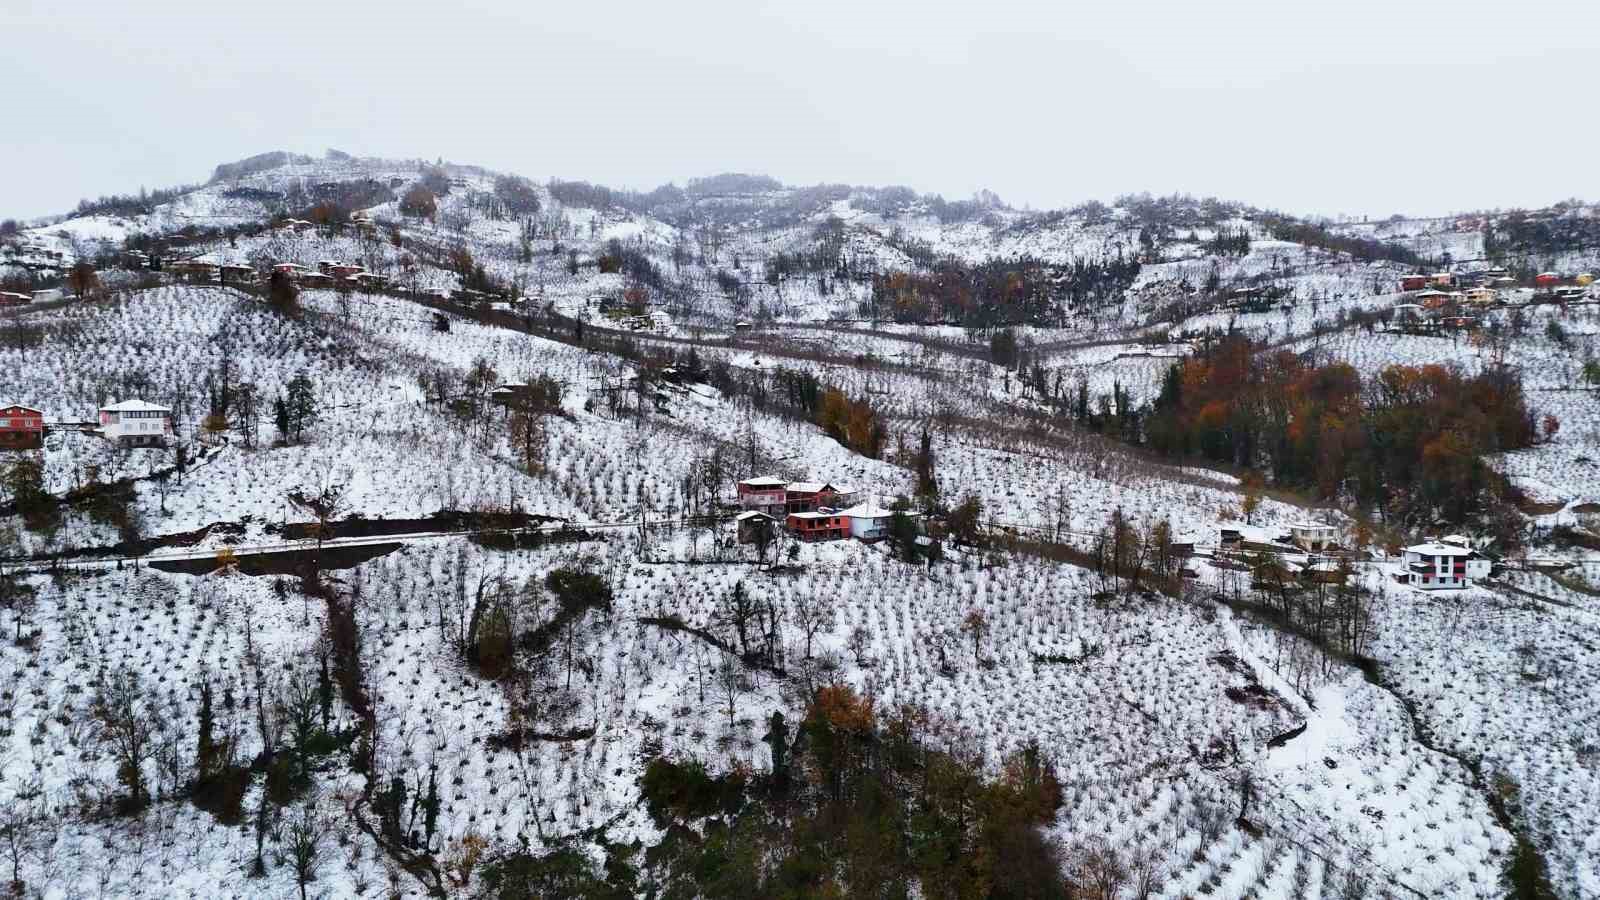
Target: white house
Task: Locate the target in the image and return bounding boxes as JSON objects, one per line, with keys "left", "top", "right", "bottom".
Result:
{"left": 1401, "top": 539, "right": 1491, "bottom": 590}
{"left": 839, "top": 500, "right": 897, "bottom": 541}
{"left": 1288, "top": 522, "right": 1337, "bottom": 552}
{"left": 99, "top": 399, "right": 172, "bottom": 446}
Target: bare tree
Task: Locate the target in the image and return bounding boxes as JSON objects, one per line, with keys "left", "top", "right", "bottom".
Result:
{"left": 287, "top": 481, "right": 349, "bottom": 589}
{"left": 233, "top": 381, "right": 261, "bottom": 449}
{"left": 95, "top": 667, "right": 157, "bottom": 812}
{"left": 961, "top": 609, "right": 988, "bottom": 666}
{"left": 1072, "top": 838, "right": 1128, "bottom": 900}
{"left": 847, "top": 624, "right": 871, "bottom": 666}
{"left": 713, "top": 652, "right": 747, "bottom": 728}
{"left": 715, "top": 580, "right": 759, "bottom": 659}
{"left": 791, "top": 590, "right": 835, "bottom": 661}
{"left": 0, "top": 799, "right": 39, "bottom": 897}
{"left": 284, "top": 804, "right": 327, "bottom": 900}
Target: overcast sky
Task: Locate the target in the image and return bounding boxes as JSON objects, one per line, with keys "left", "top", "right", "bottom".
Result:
{"left": 3, "top": 0, "right": 1595, "bottom": 221}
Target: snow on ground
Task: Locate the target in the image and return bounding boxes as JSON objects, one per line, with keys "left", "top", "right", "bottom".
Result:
{"left": 6, "top": 159, "right": 1600, "bottom": 898}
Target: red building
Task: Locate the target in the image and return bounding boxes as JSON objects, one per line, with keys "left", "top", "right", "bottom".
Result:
{"left": 0, "top": 404, "right": 45, "bottom": 449}
{"left": 1399, "top": 275, "right": 1428, "bottom": 292}
{"left": 1534, "top": 272, "right": 1560, "bottom": 288}
{"left": 736, "top": 476, "right": 787, "bottom": 516}
{"left": 787, "top": 510, "right": 849, "bottom": 542}
{"left": 784, "top": 477, "right": 838, "bottom": 512}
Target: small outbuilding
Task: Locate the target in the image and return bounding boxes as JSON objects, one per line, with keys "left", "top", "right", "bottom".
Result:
{"left": 736, "top": 511, "right": 776, "bottom": 544}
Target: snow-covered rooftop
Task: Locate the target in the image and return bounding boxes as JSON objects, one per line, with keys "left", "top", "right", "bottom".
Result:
{"left": 838, "top": 501, "right": 895, "bottom": 519}
{"left": 1406, "top": 542, "right": 1472, "bottom": 556}
{"left": 100, "top": 399, "right": 170, "bottom": 413}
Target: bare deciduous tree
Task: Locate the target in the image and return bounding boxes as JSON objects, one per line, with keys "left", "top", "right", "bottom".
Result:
{"left": 713, "top": 652, "right": 747, "bottom": 728}
{"left": 95, "top": 667, "right": 157, "bottom": 812}
{"left": 284, "top": 804, "right": 328, "bottom": 900}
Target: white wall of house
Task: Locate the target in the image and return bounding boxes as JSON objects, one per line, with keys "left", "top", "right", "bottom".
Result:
{"left": 100, "top": 408, "right": 172, "bottom": 443}
{"left": 848, "top": 514, "right": 891, "bottom": 540}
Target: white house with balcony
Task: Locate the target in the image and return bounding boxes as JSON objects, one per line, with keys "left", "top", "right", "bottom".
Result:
{"left": 99, "top": 399, "right": 172, "bottom": 446}
{"left": 1288, "top": 522, "right": 1337, "bottom": 552}
{"left": 1401, "top": 536, "right": 1491, "bottom": 590}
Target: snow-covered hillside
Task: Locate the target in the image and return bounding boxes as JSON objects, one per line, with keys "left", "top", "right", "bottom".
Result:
{"left": 3, "top": 153, "right": 1599, "bottom": 899}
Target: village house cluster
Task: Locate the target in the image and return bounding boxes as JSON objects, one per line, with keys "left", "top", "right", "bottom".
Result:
{"left": 268, "top": 259, "right": 390, "bottom": 291}
{"left": 1216, "top": 520, "right": 1494, "bottom": 591}
{"left": 733, "top": 476, "right": 910, "bottom": 544}
{"left": 0, "top": 398, "right": 173, "bottom": 449}
{"left": 1393, "top": 268, "right": 1594, "bottom": 333}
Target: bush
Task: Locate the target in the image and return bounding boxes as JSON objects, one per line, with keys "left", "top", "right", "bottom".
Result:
{"left": 639, "top": 758, "right": 742, "bottom": 825}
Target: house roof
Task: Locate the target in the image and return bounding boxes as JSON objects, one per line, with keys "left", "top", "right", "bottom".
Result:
{"left": 738, "top": 476, "right": 786, "bottom": 488}
{"left": 1406, "top": 542, "right": 1471, "bottom": 556}
{"left": 838, "top": 501, "right": 895, "bottom": 520}
{"left": 0, "top": 404, "right": 43, "bottom": 414}
{"left": 101, "top": 399, "right": 170, "bottom": 413}
{"left": 1290, "top": 522, "right": 1334, "bottom": 531}
{"left": 735, "top": 511, "right": 772, "bottom": 521}
{"left": 788, "top": 510, "right": 838, "bottom": 521}
{"left": 787, "top": 481, "right": 833, "bottom": 494}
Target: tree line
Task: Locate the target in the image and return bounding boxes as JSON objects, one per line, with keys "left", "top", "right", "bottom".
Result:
{"left": 1134, "top": 335, "right": 1538, "bottom": 528}
{"left": 705, "top": 365, "right": 887, "bottom": 459}
{"left": 478, "top": 683, "right": 1083, "bottom": 899}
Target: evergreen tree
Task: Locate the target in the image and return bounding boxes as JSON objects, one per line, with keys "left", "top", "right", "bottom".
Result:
{"left": 285, "top": 372, "right": 317, "bottom": 441}
{"left": 916, "top": 425, "right": 938, "bottom": 499}
{"left": 4, "top": 456, "right": 58, "bottom": 534}
{"left": 316, "top": 654, "right": 333, "bottom": 732}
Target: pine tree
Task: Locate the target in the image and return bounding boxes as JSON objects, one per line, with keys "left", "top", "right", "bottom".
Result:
{"left": 285, "top": 373, "right": 317, "bottom": 441}
{"left": 316, "top": 654, "right": 333, "bottom": 733}
{"left": 766, "top": 711, "right": 790, "bottom": 790}
{"left": 916, "top": 425, "right": 938, "bottom": 499}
